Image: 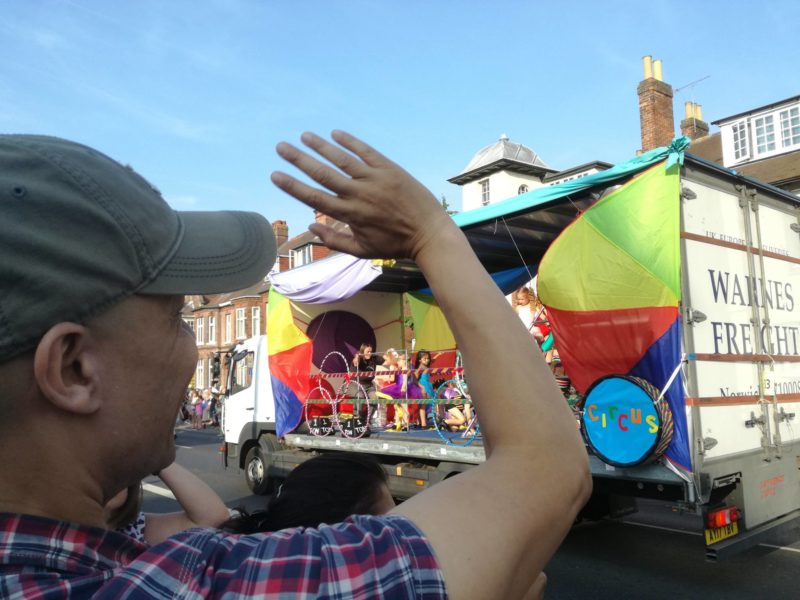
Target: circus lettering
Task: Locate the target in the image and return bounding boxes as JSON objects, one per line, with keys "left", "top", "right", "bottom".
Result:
{"left": 584, "top": 405, "right": 658, "bottom": 434}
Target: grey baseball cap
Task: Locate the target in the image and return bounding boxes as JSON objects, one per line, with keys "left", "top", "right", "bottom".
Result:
{"left": 0, "top": 134, "right": 277, "bottom": 361}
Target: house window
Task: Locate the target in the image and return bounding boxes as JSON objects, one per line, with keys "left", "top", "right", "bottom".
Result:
{"left": 518, "top": 184, "right": 529, "bottom": 195}
{"left": 780, "top": 107, "right": 800, "bottom": 148}
{"left": 184, "top": 318, "right": 194, "bottom": 331}
{"left": 195, "top": 359, "right": 204, "bottom": 388}
{"left": 754, "top": 115, "right": 776, "bottom": 154}
{"left": 252, "top": 306, "right": 261, "bottom": 337}
{"left": 196, "top": 317, "right": 205, "bottom": 345}
{"left": 236, "top": 308, "right": 246, "bottom": 339}
{"left": 291, "top": 244, "right": 313, "bottom": 268}
{"left": 732, "top": 121, "right": 749, "bottom": 160}
{"left": 480, "top": 179, "right": 490, "bottom": 206}
{"left": 207, "top": 359, "right": 214, "bottom": 388}
{"left": 224, "top": 314, "right": 232, "bottom": 343}
{"left": 207, "top": 316, "right": 216, "bottom": 345}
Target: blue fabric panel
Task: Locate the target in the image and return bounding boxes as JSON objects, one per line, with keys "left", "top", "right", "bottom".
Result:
{"left": 629, "top": 317, "right": 691, "bottom": 471}
{"left": 272, "top": 375, "right": 304, "bottom": 438}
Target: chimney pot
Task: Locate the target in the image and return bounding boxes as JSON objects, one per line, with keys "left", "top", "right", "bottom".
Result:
{"left": 643, "top": 55, "right": 653, "bottom": 79}
{"left": 680, "top": 102, "right": 709, "bottom": 141}
{"left": 653, "top": 59, "right": 663, "bottom": 81}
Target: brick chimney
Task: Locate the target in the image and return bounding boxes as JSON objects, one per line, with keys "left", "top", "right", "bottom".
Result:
{"left": 638, "top": 55, "right": 675, "bottom": 152}
{"left": 314, "top": 211, "right": 337, "bottom": 227}
{"left": 680, "top": 101, "right": 710, "bottom": 140}
{"left": 271, "top": 220, "right": 288, "bottom": 246}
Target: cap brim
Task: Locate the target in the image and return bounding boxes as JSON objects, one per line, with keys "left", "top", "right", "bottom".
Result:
{"left": 139, "top": 211, "right": 276, "bottom": 295}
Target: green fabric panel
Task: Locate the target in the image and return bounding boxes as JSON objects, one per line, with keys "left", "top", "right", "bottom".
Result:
{"left": 582, "top": 163, "right": 681, "bottom": 300}
{"left": 406, "top": 292, "right": 457, "bottom": 350}
{"left": 538, "top": 217, "right": 678, "bottom": 311}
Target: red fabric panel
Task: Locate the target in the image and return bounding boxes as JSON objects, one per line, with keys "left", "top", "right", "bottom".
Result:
{"left": 549, "top": 305, "right": 679, "bottom": 393}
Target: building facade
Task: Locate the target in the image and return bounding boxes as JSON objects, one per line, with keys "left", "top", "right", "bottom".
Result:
{"left": 448, "top": 134, "right": 611, "bottom": 212}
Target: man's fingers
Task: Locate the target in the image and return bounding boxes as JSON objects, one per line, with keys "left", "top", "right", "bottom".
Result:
{"left": 331, "top": 130, "right": 392, "bottom": 169}
{"left": 275, "top": 142, "right": 354, "bottom": 195}
{"left": 271, "top": 171, "right": 352, "bottom": 220}
{"left": 300, "top": 132, "right": 369, "bottom": 179}
{"left": 307, "top": 224, "right": 369, "bottom": 258}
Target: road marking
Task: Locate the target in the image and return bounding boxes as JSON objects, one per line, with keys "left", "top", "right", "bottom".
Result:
{"left": 624, "top": 520, "right": 800, "bottom": 553}
{"left": 176, "top": 445, "right": 192, "bottom": 449}
{"left": 143, "top": 483, "right": 176, "bottom": 500}
{"left": 759, "top": 543, "right": 800, "bottom": 554}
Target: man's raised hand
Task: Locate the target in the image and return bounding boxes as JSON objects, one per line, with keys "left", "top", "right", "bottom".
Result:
{"left": 271, "top": 131, "right": 451, "bottom": 260}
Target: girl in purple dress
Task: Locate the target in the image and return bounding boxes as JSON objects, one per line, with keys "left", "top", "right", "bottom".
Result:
{"left": 381, "top": 354, "right": 422, "bottom": 431}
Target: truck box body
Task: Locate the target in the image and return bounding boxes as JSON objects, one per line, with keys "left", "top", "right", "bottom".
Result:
{"left": 223, "top": 149, "right": 800, "bottom": 558}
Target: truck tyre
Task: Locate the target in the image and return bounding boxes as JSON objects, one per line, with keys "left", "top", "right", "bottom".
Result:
{"left": 244, "top": 446, "right": 272, "bottom": 495}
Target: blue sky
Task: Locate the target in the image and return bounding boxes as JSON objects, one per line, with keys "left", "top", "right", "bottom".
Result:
{"left": 3, "top": 0, "right": 798, "bottom": 237}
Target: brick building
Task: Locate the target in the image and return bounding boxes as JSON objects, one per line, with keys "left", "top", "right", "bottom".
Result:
{"left": 182, "top": 281, "right": 268, "bottom": 391}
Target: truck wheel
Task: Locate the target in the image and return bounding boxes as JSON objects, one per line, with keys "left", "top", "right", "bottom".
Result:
{"left": 244, "top": 446, "right": 272, "bottom": 495}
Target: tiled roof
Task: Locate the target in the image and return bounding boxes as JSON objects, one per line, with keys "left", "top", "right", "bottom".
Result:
{"left": 686, "top": 133, "right": 722, "bottom": 163}
{"left": 449, "top": 134, "right": 555, "bottom": 185}
{"left": 737, "top": 150, "right": 800, "bottom": 187}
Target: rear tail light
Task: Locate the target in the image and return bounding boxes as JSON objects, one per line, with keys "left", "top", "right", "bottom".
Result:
{"left": 707, "top": 506, "right": 739, "bottom": 529}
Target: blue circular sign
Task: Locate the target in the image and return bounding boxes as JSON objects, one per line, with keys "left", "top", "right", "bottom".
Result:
{"left": 581, "top": 375, "right": 668, "bottom": 467}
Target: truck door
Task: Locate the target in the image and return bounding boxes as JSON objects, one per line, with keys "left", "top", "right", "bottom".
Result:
{"left": 222, "top": 340, "right": 258, "bottom": 448}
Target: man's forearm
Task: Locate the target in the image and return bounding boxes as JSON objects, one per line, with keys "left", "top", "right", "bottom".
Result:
{"left": 413, "top": 225, "right": 581, "bottom": 459}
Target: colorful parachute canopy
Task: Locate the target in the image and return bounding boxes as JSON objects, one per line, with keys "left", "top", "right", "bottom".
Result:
{"left": 538, "top": 157, "right": 690, "bottom": 471}
{"left": 267, "top": 288, "right": 313, "bottom": 438}
{"left": 406, "top": 292, "right": 457, "bottom": 351}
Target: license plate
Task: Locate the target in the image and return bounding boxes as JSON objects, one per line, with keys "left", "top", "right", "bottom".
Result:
{"left": 704, "top": 521, "right": 739, "bottom": 545}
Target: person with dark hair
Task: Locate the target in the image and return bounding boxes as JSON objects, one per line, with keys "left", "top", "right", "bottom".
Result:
{"left": 352, "top": 342, "right": 384, "bottom": 398}
{"left": 223, "top": 453, "right": 394, "bottom": 534}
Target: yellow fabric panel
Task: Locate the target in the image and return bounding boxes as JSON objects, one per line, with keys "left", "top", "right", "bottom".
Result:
{"left": 406, "top": 292, "right": 456, "bottom": 350}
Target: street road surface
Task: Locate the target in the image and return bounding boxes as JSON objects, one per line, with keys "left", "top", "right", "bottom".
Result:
{"left": 143, "top": 425, "right": 800, "bottom": 599}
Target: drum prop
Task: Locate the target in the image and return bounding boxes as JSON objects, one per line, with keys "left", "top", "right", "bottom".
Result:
{"left": 579, "top": 375, "right": 674, "bottom": 468}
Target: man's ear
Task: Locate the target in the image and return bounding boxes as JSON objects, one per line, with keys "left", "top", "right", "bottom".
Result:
{"left": 33, "top": 322, "right": 102, "bottom": 414}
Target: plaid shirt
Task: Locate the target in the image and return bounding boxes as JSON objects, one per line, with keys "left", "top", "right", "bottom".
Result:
{"left": 0, "top": 512, "right": 446, "bottom": 599}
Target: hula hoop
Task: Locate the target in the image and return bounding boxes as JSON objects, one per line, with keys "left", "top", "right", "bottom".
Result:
{"left": 317, "top": 350, "right": 372, "bottom": 439}
{"left": 452, "top": 351, "right": 470, "bottom": 397}
{"left": 431, "top": 379, "right": 478, "bottom": 447}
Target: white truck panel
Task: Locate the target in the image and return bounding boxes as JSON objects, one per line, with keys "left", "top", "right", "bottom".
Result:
{"left": 682, "top": 180, "right": 744, "bottom": 241}
{"left": 697, "top": 404, "right": 765, "bottom": 458}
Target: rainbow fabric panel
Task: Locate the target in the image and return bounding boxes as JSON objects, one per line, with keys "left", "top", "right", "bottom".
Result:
{"left": 538, "top": 160, "right": 690, "bottom": 470}
{"left": 267, "top": 288, "right": 313, "bottom": 438}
